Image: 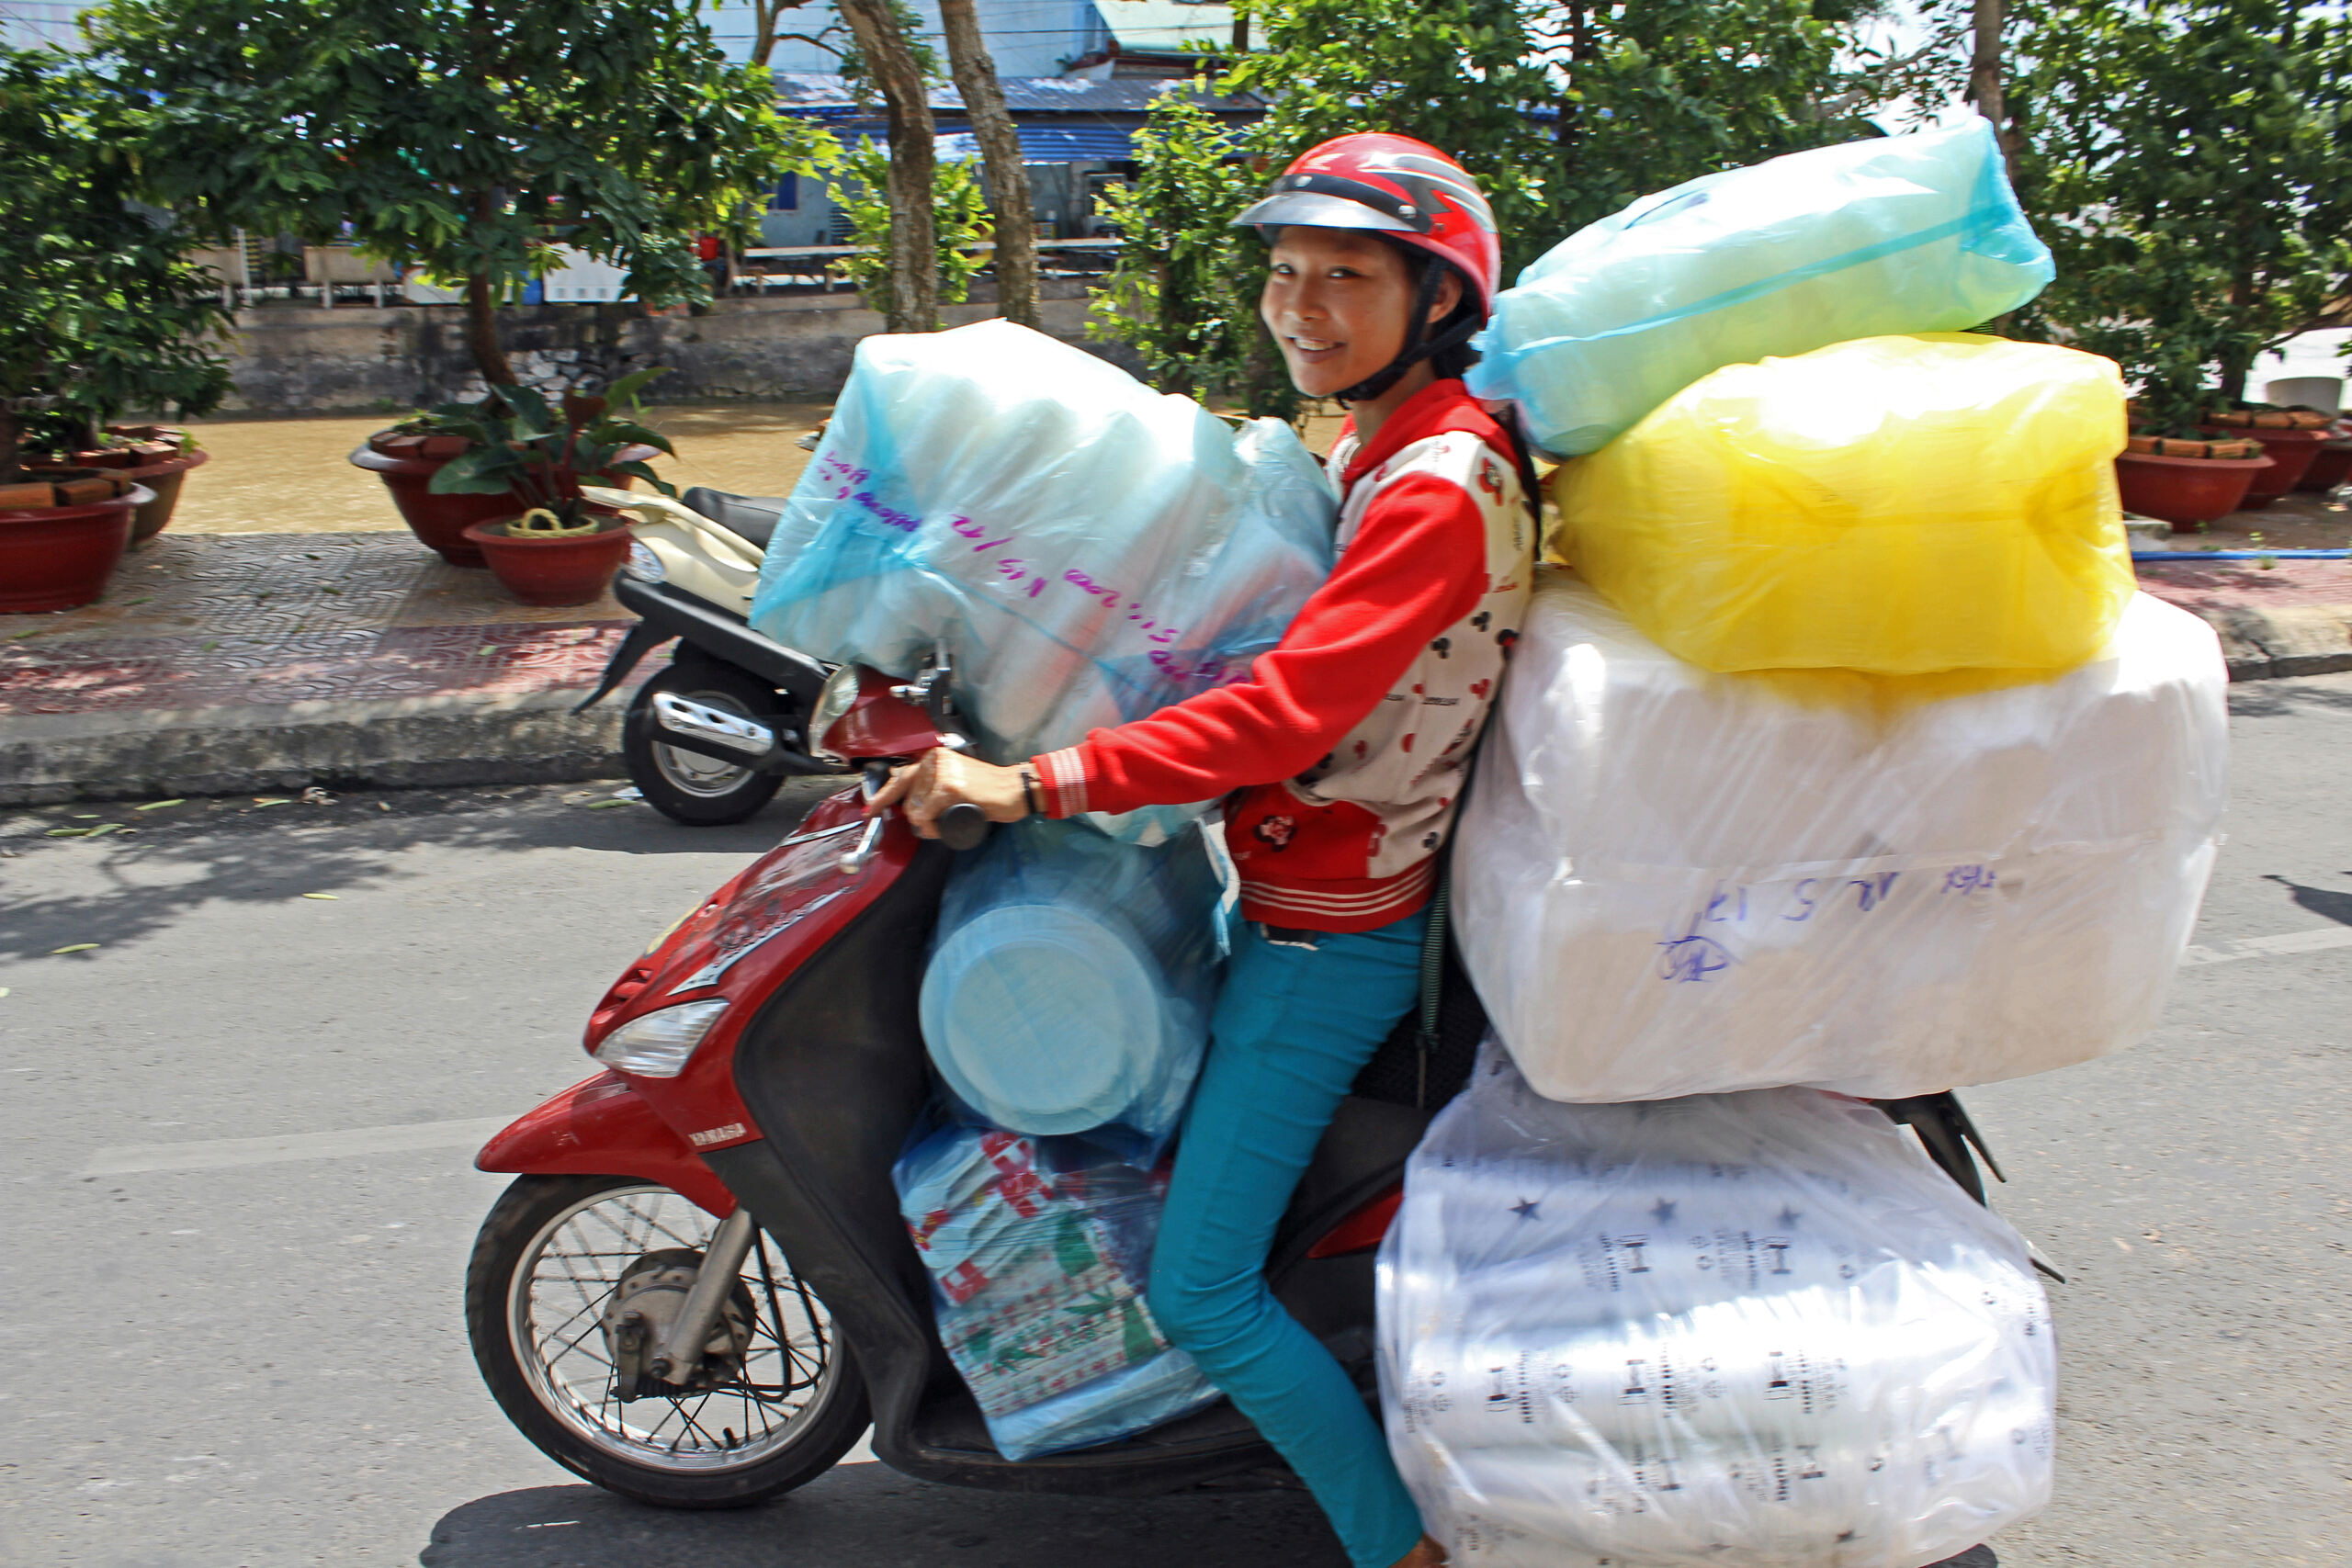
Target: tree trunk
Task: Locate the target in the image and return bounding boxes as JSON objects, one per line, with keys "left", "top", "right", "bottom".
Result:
{"left": 1968, "top": 0, "right": 2010, "bottom": 155}
{"left": 939, "top": 0, "right": 1039, "bottom": 329}
{"left": 465, "top": 271, "right": 519, "bottom": 386}
{"left": 838, "top": 0, "right": 939, "bottom": 333}
{"left": 752, "top": 0, "right": 778, "bottom": 63}
{"left": 0, "top": 403, "right": 20, "bottom": 484}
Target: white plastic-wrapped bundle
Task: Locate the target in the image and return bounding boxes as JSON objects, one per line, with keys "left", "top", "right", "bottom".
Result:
{"left": 1456, "top": 570, "right": 2228, "bottom": 1102}
{"left": 921, "top": 818, "right": 1225, "bottom": 1141}
{"left": 1466, "top": 119, "right": 2054, "bottom": 457}
{"left": 1379, "top": 1048, "right": 2057, "bottom": 1568}
{"left": 749, "top": 320, "right": 1335, "bottom": 776}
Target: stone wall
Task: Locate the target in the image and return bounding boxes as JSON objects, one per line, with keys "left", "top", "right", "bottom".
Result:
{"left": 218, "top": 283, "right": 1140, "bottom": 413}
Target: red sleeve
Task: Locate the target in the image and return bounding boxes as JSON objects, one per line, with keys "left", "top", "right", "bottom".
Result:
{"left": 1028, "top": 473, "right": 1487, "bottom": 818}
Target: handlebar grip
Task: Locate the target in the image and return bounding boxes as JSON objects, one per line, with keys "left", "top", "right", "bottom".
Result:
{"left": 936, "top": 802, "right": 991, "bottom": 852}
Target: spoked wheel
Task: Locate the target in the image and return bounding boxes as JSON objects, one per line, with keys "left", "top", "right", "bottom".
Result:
{"left": 623, "top": 660, "right": 788, "bottom": 826}
{"left": 465, "top": 1174, "right": 869, "bottom": 1507}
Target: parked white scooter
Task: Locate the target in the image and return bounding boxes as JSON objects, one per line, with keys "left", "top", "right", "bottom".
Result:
{"left": 574, "top": 484, "right": 838, "bottom": 824}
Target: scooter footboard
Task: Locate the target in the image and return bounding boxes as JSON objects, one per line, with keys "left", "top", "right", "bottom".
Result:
{"left": 475, "top": 1071, "right": 739, "bottom": 1219}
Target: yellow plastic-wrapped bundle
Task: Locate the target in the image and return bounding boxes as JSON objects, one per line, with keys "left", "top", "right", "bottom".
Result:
{"left": 1551, "top": 333, "right": 2134, "bottom": 675}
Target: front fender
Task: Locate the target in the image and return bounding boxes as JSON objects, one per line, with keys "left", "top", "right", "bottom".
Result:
{"left": 475, "top": 1071, "right": 738, "bottom": 1219}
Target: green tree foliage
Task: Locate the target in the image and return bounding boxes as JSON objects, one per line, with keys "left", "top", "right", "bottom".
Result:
{"left": 85, "top": 0, "right": 830, "bottom": 387}
{"left": 829, "top": 144, "right": 993, "bottom": 321}
{"left": 0, "top": 48, "right": 232, "bottom": 480}
{"left": 2006, "top": 0, "right": 2352, "bottom": 432}
{"left": 1092, "top": 0, "right": 1890, "bottom": 412}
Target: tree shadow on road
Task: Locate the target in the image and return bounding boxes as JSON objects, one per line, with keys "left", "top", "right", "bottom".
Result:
{"left": 2229, "top": 675, "right": 2352, "bottom": 717}
{"left": 421, "top": 1472, "right": 1347, "bottom": 1568}
{"left": 0, "top": 776, "right": 844, "bottom": 961}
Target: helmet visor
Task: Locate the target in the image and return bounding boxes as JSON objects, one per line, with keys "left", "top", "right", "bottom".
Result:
{"left": 1233, "top": 190, "right": 1419, "bottom": 235}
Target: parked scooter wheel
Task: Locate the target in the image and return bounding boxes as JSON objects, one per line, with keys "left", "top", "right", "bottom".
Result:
{"left": 624, "top": 660, "right": 789, "bottom": 826}
{"left": 465, "top": 1174, "right": 871, "bottom": 1508}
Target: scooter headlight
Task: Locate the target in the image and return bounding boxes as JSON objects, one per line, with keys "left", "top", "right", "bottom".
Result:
{"left": 622, "top": 538, "right": 667, "bottom": 584}
{"left": 808, "top": 663, "right": 861, "bottom": 762}
{"left": 591, "top": 998, "right": 728, "bottom": 1077}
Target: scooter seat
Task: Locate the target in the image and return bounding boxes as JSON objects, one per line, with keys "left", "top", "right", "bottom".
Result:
{"left": 681, "top": 486, "right": 791, "bottom": 552}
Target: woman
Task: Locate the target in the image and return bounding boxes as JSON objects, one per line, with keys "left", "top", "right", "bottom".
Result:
{"left": 872, "top": 133, "right": 1534, "bottom": 1568}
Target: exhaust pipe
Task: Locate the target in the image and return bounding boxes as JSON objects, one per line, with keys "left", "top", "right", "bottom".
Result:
{"left": 649, "top": 693, "right": 833, "bottom": 776}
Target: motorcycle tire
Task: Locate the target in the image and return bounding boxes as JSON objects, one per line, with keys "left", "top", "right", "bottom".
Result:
{"left": 465, "top": 1173, "right": 872, "bottom": 1509}
{"left": 623, "top": 660, "right": 789, "bottom": 826}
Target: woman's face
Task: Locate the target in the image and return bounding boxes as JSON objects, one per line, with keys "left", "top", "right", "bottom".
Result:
{"left": 1260, "top": 226, "right": 1458, "bottom": 399}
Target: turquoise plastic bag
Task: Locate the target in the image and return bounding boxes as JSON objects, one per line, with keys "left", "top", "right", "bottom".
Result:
{"left": 750, "top": 321, "right": 1335, "bottom": 790}
{"left": 1467, "top": 119, "right": 2054, "bottom": 457}
{"left": 922, "top": 817, "right": 1225, "bottom": 1143}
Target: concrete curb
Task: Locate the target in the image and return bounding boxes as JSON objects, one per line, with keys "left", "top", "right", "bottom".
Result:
{"left": 0, "top": 688, "right": 626, "bottom": 806}
{"left": 2205, "top": 602, "right": 2352, "bottom": 682}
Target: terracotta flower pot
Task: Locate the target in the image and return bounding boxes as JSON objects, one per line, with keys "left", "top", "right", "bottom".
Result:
{"left": 2114, "top": 450, "right": 2273, "bottom": 529}
{"left": 351, "top": 432, "right": 659, "bottom": 567}
{"left": 2295, "top": 441, "right": 2352, "bottom": 493}
{"left": 24, "top": 434, "right": 209, "bottom": 544}
{"left": 2199, "top": 424, "right": 2329, "bottom": 506}
{"left": 461, "top": 513, "right": 634, "bottom": 606}
{"left": 0, "top": 481, "right": 151, "bottom": 613}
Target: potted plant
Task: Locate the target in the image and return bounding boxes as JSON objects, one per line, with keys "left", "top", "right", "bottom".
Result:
{"left": 0, "top": 50, "right": 234, "bottom": 612}
{"left": 2114, "top": 427, "right": 2273, "bottom": 529}
{"left": 2014, "top": 0, "right": 2350, "bottom": 524}
{"left": 2198, "top": 403, "right": 2335, "bottom": 505}
{"left": 416, "top": 369, "right": 678, "bottom": 605}
{"left": 21, "top": 417, "right": 210, "bottom": 544}
{"left": 95, "top": 0, "right": 827, "bottom": 543}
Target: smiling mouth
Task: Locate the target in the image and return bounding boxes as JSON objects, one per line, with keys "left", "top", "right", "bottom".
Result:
{"left": 1287, "top": 336, "right": 1342, "bottom": 359}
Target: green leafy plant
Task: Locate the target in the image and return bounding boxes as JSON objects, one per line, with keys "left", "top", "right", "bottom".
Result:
{"left": 2007, "top": 0, "right": 2352, "bottom": 436}
{"left": 86, "top": 0, "right": 831, "bottom": 389}
{"left": 0, "top": 48, "right": 232, "bottom": 482}
{"left": 830, "top": 143, "right": 993, "bottom": 320}
{"left": 1091, "top": 0, "right": 1894, "bottom": 413}
{"left": 417, "top": 368, "right": 677, "bottom": 533}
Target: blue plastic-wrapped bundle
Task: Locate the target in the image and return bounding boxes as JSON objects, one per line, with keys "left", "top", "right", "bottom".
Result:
{"left": 1467, "top": 118, "right": 2055, "bottom": 457}
{"left": 895, "top": 1123, "right": 1219, "bottom": 1461}
{"left": 749, "top": 321, "right": 1335, "bottom": 803}
{"left": 921, "top": 817, "right": 1226, "bottom": 1142}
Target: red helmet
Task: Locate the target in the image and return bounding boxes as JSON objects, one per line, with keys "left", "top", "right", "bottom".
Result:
{"left": 1235, "top": 133, "right": 1501, "bottom": 317}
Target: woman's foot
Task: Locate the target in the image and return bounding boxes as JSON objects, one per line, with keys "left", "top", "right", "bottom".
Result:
{"left": 1387, "top": 1535, "right": 1448, "bottom": 1568}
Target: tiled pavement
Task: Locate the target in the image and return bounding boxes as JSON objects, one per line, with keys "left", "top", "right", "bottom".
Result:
{"left": 0, "top": 523, "right": 2347, "bottom": 802}
{"left": 0, "top": 532, "right": 645, "bottom": 803}
{"left": 0, "top": 533, "right": 630, "bottom": 716}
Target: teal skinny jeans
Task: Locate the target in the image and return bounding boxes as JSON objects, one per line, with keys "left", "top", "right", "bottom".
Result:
{"left": 1147, "top": 911, "right": 1429, "bottom": 1568}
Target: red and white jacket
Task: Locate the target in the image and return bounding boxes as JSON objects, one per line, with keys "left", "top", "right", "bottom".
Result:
{"left": 1030, "top": 378, "right": 1534, "bottom": 933}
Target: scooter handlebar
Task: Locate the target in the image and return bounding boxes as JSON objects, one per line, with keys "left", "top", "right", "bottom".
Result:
{"left": 935, "top": 802, "right": 991, "bottom": 852}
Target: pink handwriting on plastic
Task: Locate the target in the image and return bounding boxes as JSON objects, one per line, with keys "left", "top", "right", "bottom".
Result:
{"left": 825, "top": 470, "right": 1253, "bottom": 691}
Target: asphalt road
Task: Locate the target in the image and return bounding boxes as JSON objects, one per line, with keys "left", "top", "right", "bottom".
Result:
{"left": 3, "top": 675, "right": 2348, "bottom": 1568}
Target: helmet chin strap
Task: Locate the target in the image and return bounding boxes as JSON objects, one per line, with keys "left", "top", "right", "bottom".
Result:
{"left": 1336, "top": 257, "right": 1478, "bottom": 406}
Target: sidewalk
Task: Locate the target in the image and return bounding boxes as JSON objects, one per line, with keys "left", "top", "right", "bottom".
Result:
{"left": 4, "top": 500, "right": 2350, "bottom": 806}
{"left": 0, "top": 532, "right": 639, "bottom": 805}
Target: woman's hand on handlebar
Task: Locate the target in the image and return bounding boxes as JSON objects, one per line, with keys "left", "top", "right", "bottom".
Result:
{"left": 866, "top": 749, "right": 1034, "bottom": 839}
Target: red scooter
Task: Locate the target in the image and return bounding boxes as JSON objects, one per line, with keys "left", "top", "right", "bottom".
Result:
{"left": 463, "top": 652, "right": 1482, "bottom": 1507}
{"left": 462, "top": 647, "right": 2010, "bottom": 1514}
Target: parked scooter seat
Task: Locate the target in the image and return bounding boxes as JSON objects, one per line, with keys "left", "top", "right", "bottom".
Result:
{"left": 681, "top": 486, "right": 790, "bottom": 552}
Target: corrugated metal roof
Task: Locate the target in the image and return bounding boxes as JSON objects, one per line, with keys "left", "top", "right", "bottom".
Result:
{"left": 772, "top": 71, "right": 1261, "bottom": 117}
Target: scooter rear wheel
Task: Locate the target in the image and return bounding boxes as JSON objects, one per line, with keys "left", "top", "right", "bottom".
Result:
{"left": 465, "top": 1173, "right": 871, "bottom": 1507}
{"left": 624, "top": 660, "right": 789, "bottom": 826}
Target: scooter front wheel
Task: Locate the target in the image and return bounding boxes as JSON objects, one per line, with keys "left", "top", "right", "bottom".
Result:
{"left": 465, "top": 1174, "right": 871, "bottom": 1508}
